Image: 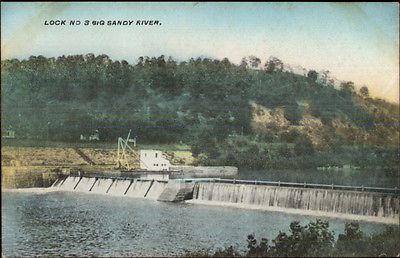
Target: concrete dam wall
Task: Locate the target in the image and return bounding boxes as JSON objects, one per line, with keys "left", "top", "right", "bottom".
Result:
{"left": 52, "top": 176, "right": 169, "bottom": 200}
{"left": 190, "top": 182, "right": 399, "bottom": 223}
{"left": 51, "top": 176, "right": 194, "bottom": 202}
{"left": 50, "top": 176, "right": 399, "bottom": 224}
{"left": 170, "top": 166, "right": 238, "bottom": 178}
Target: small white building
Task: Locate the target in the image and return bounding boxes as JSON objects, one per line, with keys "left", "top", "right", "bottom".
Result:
{"left": 89, "top": 130, "right": 100, "bottom": 141}
{"left": 140, "top": 149, "right": 171, "bottom": 171}
{"left": 2, "top": 129, "right": 15, "bottom": 139}
{"left": 80, "top": 130, "right": 100, "bottom": 141}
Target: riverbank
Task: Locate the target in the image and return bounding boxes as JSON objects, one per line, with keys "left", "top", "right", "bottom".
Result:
{"left": 185, "top": 219, "right": 400, "bottom": 257}
{"left": 1, "top": 142, "right": 195, "bottom": 188}
{"left": 1, "top": 166, "right": 59, "bottom": 189}
{"left": 2, "top": 140, "right": 398, "bottom": 189}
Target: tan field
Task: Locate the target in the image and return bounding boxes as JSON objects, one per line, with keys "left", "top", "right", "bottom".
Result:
{"left": 1, "top": 144, "right": 195, "bottom": 189}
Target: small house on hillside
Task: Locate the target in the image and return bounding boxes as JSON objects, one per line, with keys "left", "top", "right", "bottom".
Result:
{"left": 89, "top": 130, "right": 100, "bottom": 141}
{"left": 2, "top": 127, "right": 15, "bottom": 139}
{"left": 139, "top": 150, "right": 171, "bottom": 171}
{"left": 80, "top": 130, "right": 100, "bottom": 141}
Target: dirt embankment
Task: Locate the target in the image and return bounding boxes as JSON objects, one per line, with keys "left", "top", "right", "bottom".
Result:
{"left": 1, "top": 146, "right": 127, "bottom": 166}
{"left": 1, "top": 146, "right": 195, "bottom": 188}
{"left": 2, "top": 166, "right": 58, "bottom": 189}
{"left": 1, "top": 146, "right": 124, "bottom": 188}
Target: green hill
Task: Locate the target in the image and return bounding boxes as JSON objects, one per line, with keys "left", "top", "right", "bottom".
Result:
{"left": 1, "top": 54, "right": 398, "bottom": 169}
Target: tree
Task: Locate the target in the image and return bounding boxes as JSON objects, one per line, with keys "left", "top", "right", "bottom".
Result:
{"left": 307, "top": 70, "right": 318, "bottom": 83}
{"left": 284, "top": 104, "right": 303, "bottom": 125}
{"left": 334, "top": 222, "right": 366, "bottom": 257}
{"left": 338, "top": 222, "right": 363, "bottom": 242}
{"left": 2, "top": 53, "right": 399, "bottom": 165}
{"left": 240, "top": 57, "right": 248, "bottom": 68}
{"left": 340, "top": 81, "right": 355, "bottom": 95}
{"left": 264, "top": 56, "right": 283, "bottom": 73}
{"left": 244, "top": 219, "right": 335, "bottom": 257}
{"left": 359, "top": 86, "right": 369, "bottom": 98}
{"left": 294, "top": 136, "right": 315, "bottom": 155}
{"left": 189, "top": 220, "right": 399, "bottom": 257}
{"left": 247, "top": 234, "right": 269, "bottom": 256}
{"left": 320, "top": 70, "right": 330, "bottom": 85}
{"left": 248, "top": 56, "right": 261, "bottom": 69}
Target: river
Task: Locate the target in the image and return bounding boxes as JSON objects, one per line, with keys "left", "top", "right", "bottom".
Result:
{"left": 238, "top": 168, "right": 399, "bottom": 188}
{"left": 1, "top": 191, "right": 390, "bottom": 257}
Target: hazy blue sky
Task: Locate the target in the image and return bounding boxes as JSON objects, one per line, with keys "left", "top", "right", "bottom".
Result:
{"left": 1, "top": 2, "right": 399, "bottom": 102}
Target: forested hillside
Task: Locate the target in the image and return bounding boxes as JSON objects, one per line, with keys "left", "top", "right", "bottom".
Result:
{"left": 1, "top": 54, "right": 399, "bottom": 169}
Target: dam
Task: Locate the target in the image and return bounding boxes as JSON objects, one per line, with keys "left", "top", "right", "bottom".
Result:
{"left": 189, "top": 181, "right": 399, "bottom": 224}
{"left": 50, "top": 175, "right": 194, "bottom": 202}
{"left": 52, "top": 176, "right": 168, "bottom": 200}
{"left": 49, "top": 176, "right": 400, "bottom": 224}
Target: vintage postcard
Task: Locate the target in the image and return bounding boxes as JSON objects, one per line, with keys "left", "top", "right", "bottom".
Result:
{"left": 1, "top": 2, "right": 399, "bottom": 257}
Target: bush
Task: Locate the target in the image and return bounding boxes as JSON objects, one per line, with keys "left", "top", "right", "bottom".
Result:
{"left": 186, "top": 219, "right": 400, "bottom": 257}
{"left": 294, "top": 136, "right": 315, "bottom": 156}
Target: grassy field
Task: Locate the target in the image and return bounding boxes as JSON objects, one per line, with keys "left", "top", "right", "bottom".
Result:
{"left": 1, "top": 138, "right": 195, "bottom": 167}
{"left": 1, "top": 139, "right": 195, "bottom": 188}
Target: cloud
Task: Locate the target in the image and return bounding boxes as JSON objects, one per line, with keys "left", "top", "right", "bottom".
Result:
{"left": 1, "top": 3, "right": 70, "bottom": 58}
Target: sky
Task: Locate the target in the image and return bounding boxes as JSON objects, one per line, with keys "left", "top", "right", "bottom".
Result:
{"left": 1, "top": 2, "right": 399, "bottom": 102}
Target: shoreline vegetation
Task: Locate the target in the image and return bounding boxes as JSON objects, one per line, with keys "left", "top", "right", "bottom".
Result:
{"left": 185, "top": 219, "right": 400, "bottom": 257}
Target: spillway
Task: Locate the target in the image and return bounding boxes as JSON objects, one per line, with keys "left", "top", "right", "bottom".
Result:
{"left": 51, "top": 176, "right": 168, "bottom": 200}
{"left": 58, "top": 176, "right": 81, "bottom": 191}
{"left": 125, "top": 180, "right": 152, "bottom": 198}
{"left": 107, "top": 179, "right": 132, "bottom": 196}
{"left": 50, "top": 178, "right": 64, "bottom": 188}
{"left": 49, "top": 176, "right": 399, "bottom": 224}
{"left": 145, "top": 181, "right": 168, "bottom": 200}
{"left": 191, "top": 182, "right": 400, "bottom": 221}
{"left": 90, "top": 178, "right": 114, "bottom": 194}
{"left": 75, "top": 177, "right": 96, "bottom": 192}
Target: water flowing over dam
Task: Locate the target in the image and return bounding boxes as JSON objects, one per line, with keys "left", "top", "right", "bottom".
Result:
{"left": 191, "top": 182, "right": 400, "bottom": 222}
{"left": 52, "top": 176, "right": 168, "bottom": 200}
{"left": 50, "top": 176, "right": 399, "bottom": 223}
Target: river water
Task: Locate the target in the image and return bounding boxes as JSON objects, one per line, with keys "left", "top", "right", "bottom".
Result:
{"left": 2, "top": 191, "right": 390, "bottom": 257}
{"left": 238, "top": 169, "right": 399, "bottom": 188}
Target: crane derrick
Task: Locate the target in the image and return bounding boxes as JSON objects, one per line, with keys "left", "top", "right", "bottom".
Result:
{"left": 116, "top": 130, "right": 138, "bottom": 170}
